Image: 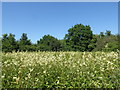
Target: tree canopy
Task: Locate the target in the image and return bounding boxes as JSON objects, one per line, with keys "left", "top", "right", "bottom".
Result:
{"left": 2, "top": 24, "right": 119, "bottom": 52}
{"left": 18, "top": 33, "right": 32, "bottom": 51}
{"left": 37, "top": 35, "right": 62, "bottom": 51}
{"left": 64, "top": 24, "right": 96, "bottom": 51}
{"left": 2, "top": 33, "right": 18, "bottom": 52}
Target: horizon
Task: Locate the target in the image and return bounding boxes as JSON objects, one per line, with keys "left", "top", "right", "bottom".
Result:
{"left": 2, "top": 2, "right": 118, "bottom": 43}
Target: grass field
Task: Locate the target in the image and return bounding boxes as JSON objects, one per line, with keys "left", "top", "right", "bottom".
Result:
{"left": 2, "top": 51, "right": 120, "bottom": 88}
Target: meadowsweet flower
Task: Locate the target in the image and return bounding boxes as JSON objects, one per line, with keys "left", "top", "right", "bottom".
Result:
{"left": 43, "top": 70, "right": 46, "bottom": 74}
{"left": 13, "top": 77, "right": 17, "bottom": 80}
{"left": 2, "top": 51, "right": 119, "bottom": 88}
{"left": 1, "top": 75, "right": 5, "bottom": 78}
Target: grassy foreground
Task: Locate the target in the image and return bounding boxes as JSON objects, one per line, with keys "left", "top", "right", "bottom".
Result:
{"left": 2, "top": 51, "right": 120, "bottom": 88}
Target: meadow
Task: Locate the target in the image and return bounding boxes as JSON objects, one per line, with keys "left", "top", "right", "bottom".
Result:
{"left": 2, "top": 51, "right": 120, "bottom": 88}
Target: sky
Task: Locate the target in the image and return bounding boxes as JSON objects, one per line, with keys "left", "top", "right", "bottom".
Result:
{"left": 2, "top": 2, "right": 118, "bottom": 43}
{"left": 2, "top": 0, "right": 120, "bottom": 2}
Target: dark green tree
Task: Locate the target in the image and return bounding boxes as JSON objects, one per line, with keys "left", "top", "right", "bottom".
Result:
{"left": 37, "top": 35, "right": 62, "bottom": 51}
{"left": 59, "top": 39, "right": 70, "bottom": 51}
{"left": 64, "top": 24, "right": 96, "bottom": 51}
{"left": 2, "top": 34, "right": 8, "bottom": 52}
{"left": 105, "top": 30, "right": 111, "bottom": 36}
{"left": 2, "top": 33, "right": 18, "bottom": 52}
{"left": 100, "top": 32, "right": 104, "bottom": 38}
{"left": 18, "top": 33, "right": 32, "bottom": 51}
{"left": 19, "top": 33, "right": 31, "bottom": 45}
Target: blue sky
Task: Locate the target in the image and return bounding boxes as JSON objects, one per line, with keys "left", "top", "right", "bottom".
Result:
{"left": 2, "top": 2, "right": 118, "bottom": 43}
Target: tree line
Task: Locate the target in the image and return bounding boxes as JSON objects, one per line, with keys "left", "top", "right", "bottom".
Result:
{"left": 2, "top": 24, "right": 119, "bottom": 52}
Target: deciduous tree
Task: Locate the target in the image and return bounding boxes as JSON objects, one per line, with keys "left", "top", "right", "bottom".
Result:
{"left": 64, "top": 24, "right": 96, "bottom": 51}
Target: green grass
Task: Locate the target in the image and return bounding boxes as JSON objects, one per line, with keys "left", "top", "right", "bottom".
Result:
{"left": 2, "top": 51, "right": 120, "bottom": 88}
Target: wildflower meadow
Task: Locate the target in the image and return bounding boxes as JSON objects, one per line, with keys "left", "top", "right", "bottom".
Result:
{"left": 2, "top": 51, "right": 120, "bottom": 88}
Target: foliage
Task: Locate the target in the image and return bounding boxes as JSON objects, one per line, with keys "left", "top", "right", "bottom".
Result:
{"left": 37, "top": 35, "right": 62, "bottom": 51}
{"left": 93, "top": 33, "right": 118, "bottom": 52}
{"left": 103, "top": 41, "right": 118, "bottom": 52}
{"left": 59, "top": 39, "right": 70, "bottom": 51}
{"left": 2, "top": 33, "right": 18, "bottom": 52}
{"left": 105, "top": 30, "right": 111, "bottom": 36}
{"left": 18, "top": 33, "right": 32, "bottom": 51}
{"left": 64, "top": 24, "right": 96, "bottom": 51}
{"left": 2, "top": 51, "right": 120, "bottom": 88}
{"left": 100, "top": 32, "right": 104, "bottom": 38}
{"left": 1, "top": 24, "right": 119, "bottom": 52}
